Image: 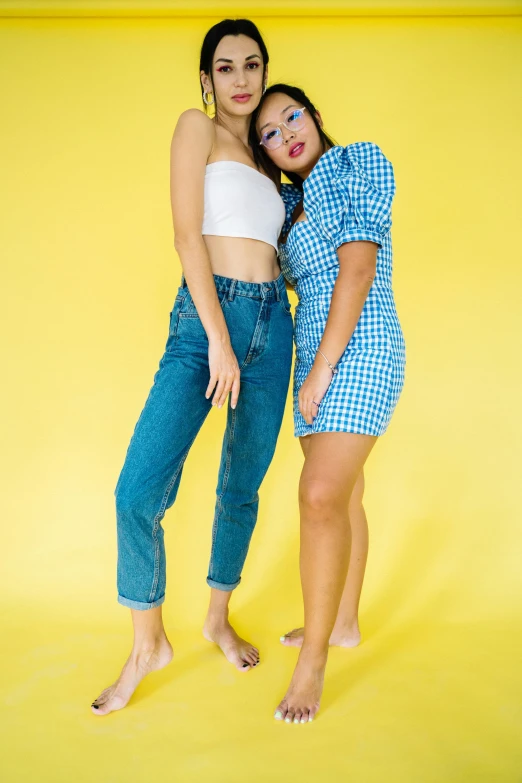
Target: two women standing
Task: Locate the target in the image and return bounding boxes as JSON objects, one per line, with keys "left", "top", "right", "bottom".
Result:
{"left": 92, "top": 18, "right": 404, "bottom": 723}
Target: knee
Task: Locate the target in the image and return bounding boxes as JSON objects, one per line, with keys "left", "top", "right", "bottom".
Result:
{"left": 299, "top": 480, "right": 346, "bottom": 520}
{"left": 115, "top": 477, "right": 149, "bottom": 521}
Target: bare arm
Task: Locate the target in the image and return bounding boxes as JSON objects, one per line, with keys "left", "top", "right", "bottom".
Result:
{"left": 170, "top": 109, "right": 240, "bottom": 408}
{"left": 298, "top": 241, "right": 378, "bottom": 425}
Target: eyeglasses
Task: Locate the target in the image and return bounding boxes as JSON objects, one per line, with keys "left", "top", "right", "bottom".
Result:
{"left": 259, "top": 107, "right": 308, "bottom": 150}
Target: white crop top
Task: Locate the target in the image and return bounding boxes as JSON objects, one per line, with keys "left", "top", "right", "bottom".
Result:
{"left": 202, "top": 161, "right": 285, "bottom": 252}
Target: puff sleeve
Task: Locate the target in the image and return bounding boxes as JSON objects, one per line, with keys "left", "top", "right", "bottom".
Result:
{"left": 280, "top": 183, "right": 303, "bottom": 239}
{"left": 304, "top": 143, "right": 395, "bottom": 250}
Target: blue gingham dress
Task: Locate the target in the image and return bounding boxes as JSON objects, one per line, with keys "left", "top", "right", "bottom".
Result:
{"left": 279, "top": 143, "right": 405, "bottom": 437}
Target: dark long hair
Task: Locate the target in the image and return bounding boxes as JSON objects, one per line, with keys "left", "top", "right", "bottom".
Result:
{"left": 199, "top": 19, "right": 269, "bottom": 114}
{"left": 249, "top": 83, "right": 337, "bottom": 190}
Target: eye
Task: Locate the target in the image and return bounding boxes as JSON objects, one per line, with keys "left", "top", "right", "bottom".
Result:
{"left": 246, "top": 62, "right": 260, "bottom": 69}
{"left": 287, "top": 111, "right": 301, "bottom": 123}
{"left": 217, "top": 66, "right": 231, "bottom": 73}
{"left": 264, "top": 129, "right": 279, "bottom": 141}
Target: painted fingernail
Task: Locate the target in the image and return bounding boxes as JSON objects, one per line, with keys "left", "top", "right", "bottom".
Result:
{"left": 274, "top": 711, "right": 283, "bottom": 720}
{"left": 92, "top": 704, "right": 99, "bottom": 710}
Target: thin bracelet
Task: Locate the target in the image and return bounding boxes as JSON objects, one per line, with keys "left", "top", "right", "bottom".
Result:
{"left": 317, "top": 348, "right": 339, "bottom": 375}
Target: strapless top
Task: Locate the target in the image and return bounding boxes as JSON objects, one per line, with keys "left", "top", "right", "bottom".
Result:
{"left": 202, "top": 161, "right": 285, "bottom": 252}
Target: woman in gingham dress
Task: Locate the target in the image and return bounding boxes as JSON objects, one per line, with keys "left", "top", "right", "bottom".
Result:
{"left": 252, "top": 84, "right": 405, "bottom": 723}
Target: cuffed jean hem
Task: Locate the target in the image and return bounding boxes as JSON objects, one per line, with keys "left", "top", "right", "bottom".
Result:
{"left": 117, "top": 594, "right": 166, "bottom": 610}
{"left": 206, "top": 577, "right": 241, "bottom": 592}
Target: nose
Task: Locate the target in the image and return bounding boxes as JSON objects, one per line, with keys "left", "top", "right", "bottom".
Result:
{"left": 234, "top": 68, "right": 248, "bottom": 88}
{"left": 281, "top": 127, "right": 295, "bottom": 145}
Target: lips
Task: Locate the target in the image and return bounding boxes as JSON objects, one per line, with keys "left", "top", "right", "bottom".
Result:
{"left": 232, "top": 94, "right": 252, "bottom": 103}
{"left": 289, "top": 142, "right": 305, "bottom": 158}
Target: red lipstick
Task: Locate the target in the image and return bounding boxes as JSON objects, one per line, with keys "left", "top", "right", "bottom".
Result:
{"left": 289, "top": 142, "right": 305, "bottom": 158}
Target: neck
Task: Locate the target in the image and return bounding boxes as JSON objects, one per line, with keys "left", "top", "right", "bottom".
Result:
{"left": 214, "top": 108, "right": 252, "bottom": 148}
{"left": 296, "top": 159, "right": 318, "bottom": 180}
{"left": 296, "top": 143, "right": 332, "bottom": 180}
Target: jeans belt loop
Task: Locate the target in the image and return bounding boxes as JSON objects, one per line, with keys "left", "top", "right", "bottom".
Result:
{"left": 228, "top": 279, "right": 237, "bottom": 302}
{"left": 274, "top": 280, "right": 281, "bottom": 301}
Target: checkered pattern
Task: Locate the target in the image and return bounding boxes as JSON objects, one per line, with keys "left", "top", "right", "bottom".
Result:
{"left": 279, "top": 143, "right": 406, "bottom": 437}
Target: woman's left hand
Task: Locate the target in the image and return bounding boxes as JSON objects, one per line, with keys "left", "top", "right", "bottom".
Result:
{"left": 298, "top": 361, "right": 334, "bottom": 426}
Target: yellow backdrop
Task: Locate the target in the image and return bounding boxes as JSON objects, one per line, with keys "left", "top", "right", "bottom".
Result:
{"left": 1, "top": 7, "right": 521, "bottom": 782}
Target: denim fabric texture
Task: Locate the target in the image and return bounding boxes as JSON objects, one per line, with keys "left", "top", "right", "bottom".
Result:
{"left": 115, "top": 273, "right": 293, "bottom": 610}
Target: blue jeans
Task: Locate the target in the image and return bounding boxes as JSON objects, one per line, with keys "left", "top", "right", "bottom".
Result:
{"left": 115, "top": 273, "right": 293, "bottom": 610}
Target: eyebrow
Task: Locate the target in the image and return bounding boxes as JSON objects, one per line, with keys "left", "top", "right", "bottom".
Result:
{"left": 215, "top": 54, "right": 262, "bottom": 64}
{"left": 259, "top": 104, "right": 298, "bottom": 132}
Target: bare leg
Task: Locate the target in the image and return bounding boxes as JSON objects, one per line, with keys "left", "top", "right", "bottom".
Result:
{"left": 91, "top": 606, "right": 173, "bottom": 716}
{"left": 274, "top": 432, "right": 376, "bottom": 724}
{"left": 203, "top": 588, "right": 260, "bottom": 671}
{"left": 281, "top": 444, "right": 368, "bottom": 648}
{"left": 331, "top": 472, "right": 367, "bottom": 644}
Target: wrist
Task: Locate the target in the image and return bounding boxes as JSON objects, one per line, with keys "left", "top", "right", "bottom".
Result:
{"left": 312, "top": 358, "right": 333, "bottom": 378}
{"left": 208, "top": 331, "right": 230, "bottom": 347}
{"left": 316, "top": 348, "right": 338, "bottom": 375}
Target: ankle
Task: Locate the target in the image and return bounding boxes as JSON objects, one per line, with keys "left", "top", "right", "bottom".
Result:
{"left": 299, "top": 643, "right": 329, "bottom": 668}
{"left": 205, "top": 606, "right": 230, "bottom": 626}
{"left": 333, "top": 616, "right": 359, "bottom": 633}
{"left": 131, "top": 634, "right": 167, "bottom": 658}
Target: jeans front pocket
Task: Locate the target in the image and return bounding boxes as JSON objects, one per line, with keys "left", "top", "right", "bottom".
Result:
{"left": 177, "top": 289, "right": 229, "bottom": 342}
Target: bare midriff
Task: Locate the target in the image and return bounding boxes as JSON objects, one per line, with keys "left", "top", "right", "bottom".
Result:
{"left": 203, "top": 235, "right": 280, "bottom": 284}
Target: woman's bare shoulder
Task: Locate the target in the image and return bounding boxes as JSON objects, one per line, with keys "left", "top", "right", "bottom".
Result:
{"left": 172, "top": 109, "right": 215, "bottom": 146}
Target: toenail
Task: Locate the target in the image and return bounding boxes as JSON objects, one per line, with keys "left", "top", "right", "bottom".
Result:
{"left": 285, "top": 717, "right": 292, "bottom": 723}
{"left": 280, "top": 636, "right": 286, "bottom": 642}
{"left": 294, "top": 718, "right": 299, "bottom": 723}
{"left": 274, "top": 711, "right": 283, "bottom": 720}
{"left": 301, "top": 719, "right": 306, "bottom": 723}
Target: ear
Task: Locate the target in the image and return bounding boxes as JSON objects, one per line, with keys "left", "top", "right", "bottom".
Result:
{"left": 315, "top": 111, "right": 324, "bottom": 128}
{"left": 200, "top": 71, "right": 212, "bottom": 93}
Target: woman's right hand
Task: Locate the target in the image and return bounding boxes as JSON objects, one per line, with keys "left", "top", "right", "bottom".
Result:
{"left": 206, "top": 338, "right": 241, "bottom": 410}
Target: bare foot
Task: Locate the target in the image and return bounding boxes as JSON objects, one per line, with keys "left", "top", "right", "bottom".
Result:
{"left": 274, "top": 648, "right": 326, "bottom": 724}
{"left": 203, "top": 617, "right": 259, "bottom": 671}
{"left": 280, "top": 623, "right": 361, "bottom": 649}
{"left": 91, "top": 635, "right": 173, "bottom": 716}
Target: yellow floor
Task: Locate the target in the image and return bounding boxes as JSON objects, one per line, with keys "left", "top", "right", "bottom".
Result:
{"left": 2, "top": 604, "right": 521, "bottom": 781}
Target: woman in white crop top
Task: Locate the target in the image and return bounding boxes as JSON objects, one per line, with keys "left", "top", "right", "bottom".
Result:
{"left": 91, "top": 19, "right": 293, "bottom": 716}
